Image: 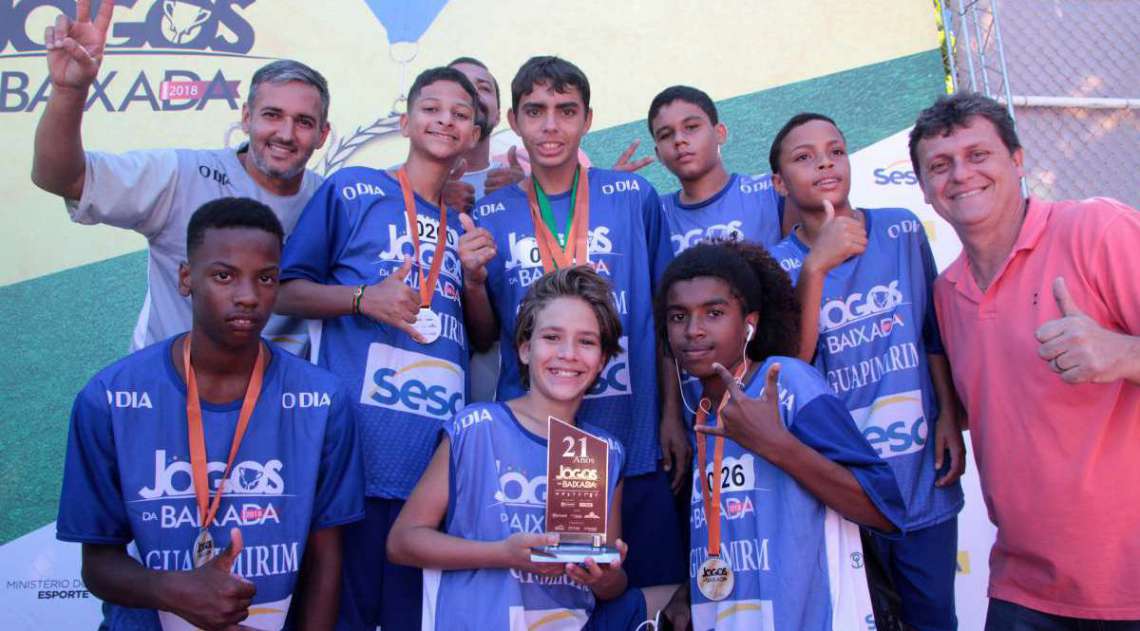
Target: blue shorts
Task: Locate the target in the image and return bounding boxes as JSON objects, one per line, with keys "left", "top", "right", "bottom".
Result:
{"left": 336, "top": 497, "right": 422, "bottom": 631}
{"left": 985, "top": 598, "right": 1140, "bottom": 631}
{"left": 868, "top": 516, "right": 959, "bottom": 631}
{"left": 586, "top": 587, "right": 647, "bottom": 631}
{"left": 621, "top": 469, "right": 687, "bottom": 587}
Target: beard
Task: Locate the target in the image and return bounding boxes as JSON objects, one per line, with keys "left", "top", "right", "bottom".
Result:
{"left": 248, "top": 141, "right": 309, "bottom": 182}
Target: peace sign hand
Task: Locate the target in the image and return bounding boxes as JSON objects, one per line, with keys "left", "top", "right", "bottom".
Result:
{"left": 695, "top": 363, "right": 791, "bottom": 460}
{"left": 44, "top": 0, "right": 115, "bottom": 92}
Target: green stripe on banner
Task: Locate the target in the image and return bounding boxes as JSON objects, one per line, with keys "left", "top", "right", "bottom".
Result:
{"left": 582, "top": 49, "right": 946, "bottom": 190}
{"left": 0, "top": 251, "right": 146, "bottom": 544}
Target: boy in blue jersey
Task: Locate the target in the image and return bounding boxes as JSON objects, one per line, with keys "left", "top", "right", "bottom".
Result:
{"left": 56, "top": 197, "right": 364, "bottom": 631}
{"left": 389, "top": 266, "right": 645, "bottom": 629}
{"left": 275, "top": 67, "right": 480, "bottom": 630}
{"left": 648, "top": 85, "right": 787, "bottom": 255}
{"left": 656, "top": 240, "right": 905, "bottom": 631}
{"left": 459, "top": 56, "right": 688, "bottom": 593}
{"left": 766, "top": 113, "right": 966, "bottom": 631}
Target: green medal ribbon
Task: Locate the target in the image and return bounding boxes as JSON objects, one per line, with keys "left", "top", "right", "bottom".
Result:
{"left": 532, "top": 167, "right": 580, "bottom": 249}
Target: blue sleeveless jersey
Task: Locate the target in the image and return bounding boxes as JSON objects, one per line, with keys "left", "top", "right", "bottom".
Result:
{"left": 56, "top": 338, "right": 364, "bottom": 630}
{"left": 280, "top": 167, "right": 468, "bottom": 499}
{"left": 662, "top": 172, "right": 784, "bottom": 255}
{"left": 472, "top": 168, "right": 673, "bottom": 476}
{"left": 768, "top": 208, "right": 964, "bottom": 530}
{"left": 688, "top": 357, "right": 904, "bottom": 631}
{"left": 426, "top": 402, "right": 625, "bottom": 630}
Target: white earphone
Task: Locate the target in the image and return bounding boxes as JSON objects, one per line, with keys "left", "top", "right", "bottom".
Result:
{"left": 746, "top": 323, "right": 755, "bottom": 342}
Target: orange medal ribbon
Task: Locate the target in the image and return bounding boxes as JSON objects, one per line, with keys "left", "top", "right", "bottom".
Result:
{"left": 524, "top": 169, "right": 591, "bottom": 272}
{"left": 183, "top": 336, "right": 266, "bottom": 537}
{"left": 694, "top": 361, "right": 749, "bottom": 557}
{"left": 396, "top": 167, "right": 448, "bottom": 308}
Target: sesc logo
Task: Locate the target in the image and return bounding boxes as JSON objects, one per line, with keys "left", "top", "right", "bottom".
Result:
{"left": 873, "top": 160, "right": 919, "bottom": 186}
{"left": 849, "top": 390, "right": 927, "bottom": 458}
{"left": 360, "top": 344, "right": 464, "bottom": 419}
{"left": 820, "top": 281, "right": 904, "bottom": 332}
{"left": 584, "top": 336, "right": 630, "bottom": 400}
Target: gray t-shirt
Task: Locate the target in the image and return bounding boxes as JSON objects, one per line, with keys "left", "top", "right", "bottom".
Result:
{"left": 66, "top": 147, "right": 322, "bottom": 354}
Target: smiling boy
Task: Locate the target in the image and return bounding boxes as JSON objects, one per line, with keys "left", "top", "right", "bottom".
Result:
{"left": 459, "top": 56, "right": 686, "bottom": 593}
{"left": 275, "top": 67, "right": 480, "bottom": 630}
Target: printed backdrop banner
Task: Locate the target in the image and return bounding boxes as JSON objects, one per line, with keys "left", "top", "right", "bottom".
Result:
{"left": 0, "top": 1, "right": 997, "bottom": 628}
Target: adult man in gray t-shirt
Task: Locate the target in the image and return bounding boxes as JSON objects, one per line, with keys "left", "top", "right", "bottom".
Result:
{"left": 31, "top": 0, "right": 329, "bottom": 354}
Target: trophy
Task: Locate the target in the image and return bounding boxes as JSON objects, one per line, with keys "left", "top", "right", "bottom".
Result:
{"left": 530, "top": 416, "right": 619, "bottom": 564}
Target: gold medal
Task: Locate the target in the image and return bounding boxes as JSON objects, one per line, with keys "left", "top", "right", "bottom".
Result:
{"left": 697, "top": 555, "right": 735, "bottom": 601}
{"left": 192, "top": 528, "right": 215, "bottom": 568}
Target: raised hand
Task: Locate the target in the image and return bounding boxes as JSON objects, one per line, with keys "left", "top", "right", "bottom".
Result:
{"left": 458, "top": 212, "right": 496, "bottom": 286}
{"left": 805, "top": 200, "right": 867, "bottom": 273}
{"left": 358, "top": 256, "right": 425, "bottom": 342}
{"left": 484, "top": 145, "right": 525, "bottom": 195}
{"left": 566, "top": 538, "right": 628, "bottom": 592}
{"left": 1036, "top": 276, "right": 1131, "bottom": 384}
{"left": 44, "top": 0, "right": 115, "bottom": 92}
{"left": 500, "top": 531, "right": 565, "bottom": 576}
{"left": 167, "top": 528, "right": 256, "bottom": 631}
{"left": 442, "top": 158, "right": 476, "bottom": 212}
{"left": 612, "top": 140, "right": 655, "bottom": 172}
{"left": 696, "top": 363, "right": 791, "bottom": 460}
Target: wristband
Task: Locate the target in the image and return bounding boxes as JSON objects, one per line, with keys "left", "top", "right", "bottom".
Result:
{"left": 352, "top": 285, "right": 366, "bottom": 315}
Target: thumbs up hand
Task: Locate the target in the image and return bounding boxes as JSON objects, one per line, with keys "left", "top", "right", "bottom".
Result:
{"left": 458, "top": 212, "right": 497, "bottom": 286}
{"left": 484, "top": 146, "right": 526, "bottom": 195}
{"left": 1035, "top": 276, "right": 1130, "bottom": 384}
{"left": 804, "top": 200, "right": 867, "bottom": 274}
{"left": 167, "top": 528, "right": 257, "bottom": 630}
{"left": 359, "top": 256, "right": 426, "bottom": 342}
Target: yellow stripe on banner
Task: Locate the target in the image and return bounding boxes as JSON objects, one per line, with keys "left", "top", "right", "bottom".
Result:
{"left": 529, "top": 610, "right": 579, "bottom": 630}
{"left": 717, "top": 602, "right": 765, "bottom": 621}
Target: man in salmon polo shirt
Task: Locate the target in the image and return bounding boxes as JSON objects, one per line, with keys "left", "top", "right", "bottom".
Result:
{"left": 909, "top": 91, "right": 1140, "bottom": 630}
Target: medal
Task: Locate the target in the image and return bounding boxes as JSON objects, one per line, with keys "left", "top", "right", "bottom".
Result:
{"left": 693, "top": 360, "right": 749, "bottom": 601}
{"left": 396, "top": 167, "right": 449, "bottom": 345}
{"left": 697, "top": 556, "right": 735, "bottom": 601}
{"left": 192, "top": 528, "right": 215, "bottom": 568}
{"left": 183, "top": 336, "right": 265, "bottom": 568}
{"left": 524, "top": 166, "right": 591, "bottom": 273}
{"left": 413, "top": 307, "right": 442, "bottom": 344}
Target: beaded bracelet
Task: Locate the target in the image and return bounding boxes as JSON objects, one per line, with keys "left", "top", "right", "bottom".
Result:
{"left": 352, "top": 285, "right": 366, "bottom": 315}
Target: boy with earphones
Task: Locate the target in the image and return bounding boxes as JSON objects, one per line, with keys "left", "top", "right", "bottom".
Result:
{"left": 655, "top": 240, "right": 904, "bottom": 631}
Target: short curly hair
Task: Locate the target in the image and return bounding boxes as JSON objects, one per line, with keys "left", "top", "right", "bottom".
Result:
{"left": 513, "top": 266, "right": 624, "bottom": 389}
{"left": 654, "top": 240, "right": 800, "bottom": 362}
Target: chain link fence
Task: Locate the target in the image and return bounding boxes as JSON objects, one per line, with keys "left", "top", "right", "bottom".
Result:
{"left": 940, "top": 0, "right": 1139, "bottom": 206}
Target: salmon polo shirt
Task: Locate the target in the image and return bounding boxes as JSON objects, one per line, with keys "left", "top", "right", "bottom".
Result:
{"left": 934, "top": 197, "right": 1140, "bottom": 619}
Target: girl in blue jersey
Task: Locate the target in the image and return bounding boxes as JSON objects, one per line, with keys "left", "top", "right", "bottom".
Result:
{"left": 388, "top": 266, "right": 645, "bottom": 630}
{"left": 655, "top": 240, "right": 905, "bottom": 631}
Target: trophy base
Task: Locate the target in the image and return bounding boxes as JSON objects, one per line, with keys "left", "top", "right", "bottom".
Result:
{"left": 529, "top": 544, "right": 620, "bottom": 564}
